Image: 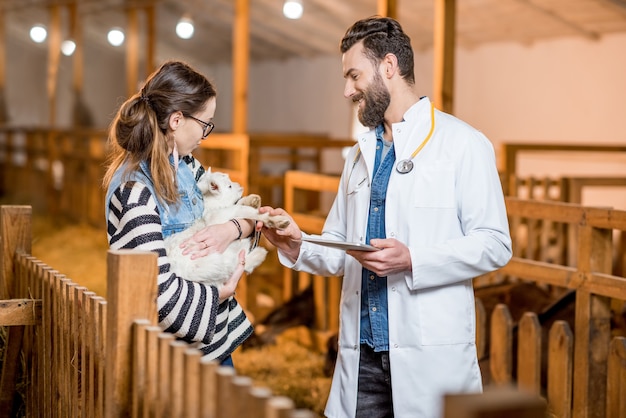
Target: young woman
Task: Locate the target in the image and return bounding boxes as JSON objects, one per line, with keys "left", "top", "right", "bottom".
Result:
{"left": 103, "top": 60, "right": 254, "bottom": 365}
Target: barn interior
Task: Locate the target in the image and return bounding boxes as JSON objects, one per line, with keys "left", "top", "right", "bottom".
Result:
{"left": 1, "top": 0, "right": 626, "bottom": 417}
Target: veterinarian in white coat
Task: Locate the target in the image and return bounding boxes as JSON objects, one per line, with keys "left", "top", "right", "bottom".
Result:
{"left": 260, "top": 17, "right": 512, "bottom": 418}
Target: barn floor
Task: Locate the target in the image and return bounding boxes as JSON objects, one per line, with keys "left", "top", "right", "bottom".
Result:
{"left": 28, "top": 213, "right": 330, "bottom": 416}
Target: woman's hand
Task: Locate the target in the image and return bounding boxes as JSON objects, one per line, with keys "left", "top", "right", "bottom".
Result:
{"left": 218, "top": 250, "right": 246, "bottom": 301}
{"left": 180, "top": 221, "right": 240, "bottom": 259}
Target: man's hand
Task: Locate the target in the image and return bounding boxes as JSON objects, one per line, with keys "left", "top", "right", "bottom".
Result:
{"left": 346, "top": 238, "right": 412, "bottom": 276}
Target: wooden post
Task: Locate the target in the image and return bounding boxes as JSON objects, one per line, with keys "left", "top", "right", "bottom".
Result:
{"left": 145, "top": 3, "right": 156, "bottom": 75}
{"left": 572, "top": 219, "right": 613, "bottom": 418}
{"left": 377, "top": 0, "right": 397, "bottom": 18}
{"left": 0, "top": 5, "right": 7, "bottom": 123}
{"left": 433, "top": 0, "right": 456, "bottom": 114}
{"left": 47, "top": 4, "right": 62, "bottom": 126}
{"left": 0, "top": 205, "right": 32, "bottom": 299}
{"left": 0, "top": 205, "right": 32, "bottom": 417}
{"left": 126, "top": 6, "right": 140, "bottom": 97}
{"left": 232, "top": 0, "right": 250, "bottom": 134}
{"left": 104, "top": 249, "right": 158, "bottom": 418}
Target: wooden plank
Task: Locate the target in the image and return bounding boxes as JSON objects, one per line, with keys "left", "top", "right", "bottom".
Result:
{"left": 517, "top": 312, "right": 542, "bottom": 395}
{"left": 131, "top": 319, "right": 151, "bottom": 418}
{"left": 143, "top": 325, "right": 162, "bottom": 418}
{"left": 169, "top": 341, "right": 188, "bottom": 418}
{"left": 265, "top": 396, "right": 295, "bottom": 418}
{"left": 0, "top": 298, "right": 41, "bottom": 325}
{"left": 183, "top": 349, "right": 202, "bottom": 418}
{"left": 231, "top": 375, "right": 253, "bottom": 417}
{"left": 548, "top": 320, "right": 573, "bottom": 418}
{"left": 606, "top": 337, "right": 626, "bottom": 418}
{"left": 199, "top": 358, "right": 219, "bottom": 418}
{"left": 156, "top": 333, "right": 175, "bottom": 418}
{"left": 215, "top": 366, "right": 236, "bottom": 417}
{"left": 490, "top": 304, "right": 513, "bottom": 385}
{"left": 246, "top": 386, "right": 272, "bottom": 418}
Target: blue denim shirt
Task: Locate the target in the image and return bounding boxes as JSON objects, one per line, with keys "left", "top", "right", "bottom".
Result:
{"left": 360, "top": 124, "right": 394, "bottom": 352}
{"left": 105, "top": 156, "right": 204, "bottom": 238}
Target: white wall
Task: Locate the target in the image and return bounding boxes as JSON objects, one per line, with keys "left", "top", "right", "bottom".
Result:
{"left": 5, "top": 29, "right": 626, "bottom": 205}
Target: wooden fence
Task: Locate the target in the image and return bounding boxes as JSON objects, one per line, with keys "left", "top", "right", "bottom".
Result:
{"left": 0, "top": 127, "right": 354, "bottom": 227}
{"left": 281, "top": 171, "right": 626, "bottom": 418}
{"left": 0, "top": 205, "right": 316, "bottom": 418}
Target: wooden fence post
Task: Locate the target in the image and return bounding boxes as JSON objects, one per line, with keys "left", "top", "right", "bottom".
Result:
{"left": 0, "top": 205, "right": 31, "bottom": 417}
{"left": 573, "top": 217, "right": 613, "bottom": 418}
{"left": 104, "top": 249, "right": 158, "bottom": 418}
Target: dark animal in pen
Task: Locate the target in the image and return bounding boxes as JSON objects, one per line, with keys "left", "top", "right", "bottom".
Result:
{"left": 243, "top": 285, "right": 315, "bottom": 349}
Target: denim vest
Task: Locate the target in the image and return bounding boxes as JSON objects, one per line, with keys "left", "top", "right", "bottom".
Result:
{"left": 105, "top": 158, "right": 204, "bottom": 238}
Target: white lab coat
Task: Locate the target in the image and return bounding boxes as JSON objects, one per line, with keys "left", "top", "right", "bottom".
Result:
{"left": 279, "top": 98, "right": 512, "bottom": 418}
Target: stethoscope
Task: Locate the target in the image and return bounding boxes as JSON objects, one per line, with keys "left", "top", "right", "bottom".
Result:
{"left": 347, "top": 101, "right": 436, "bottom": 184}
{"left": 395, "top": 101, "right": 436, "bottom": 174}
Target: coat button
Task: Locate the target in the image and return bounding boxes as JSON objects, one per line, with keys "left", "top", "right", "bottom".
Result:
{"left": 391, "top": 287, "right": 396, "bottom": 292}
{"left": 394, "top": 344, "right": 399, "bottom": 348}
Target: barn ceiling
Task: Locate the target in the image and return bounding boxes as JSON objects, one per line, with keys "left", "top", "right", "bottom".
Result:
{"left": 4, "top": 0, "right": 626, "bottom": 64}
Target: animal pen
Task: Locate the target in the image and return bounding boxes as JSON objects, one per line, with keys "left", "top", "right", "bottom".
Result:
{"left": 1, "top": 127, "right": 626, "bottom": 416}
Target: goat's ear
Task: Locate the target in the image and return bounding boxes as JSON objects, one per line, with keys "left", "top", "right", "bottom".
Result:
{"left": 210, "top": 182, "right": 219, "bottom": 191}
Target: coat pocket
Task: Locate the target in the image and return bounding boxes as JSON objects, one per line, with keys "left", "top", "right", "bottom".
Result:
{"left": 417, "top": 283, "right": 474, "bottom": 345}
{"left": 413, "top": 161, "right": 455, "bottom": 208}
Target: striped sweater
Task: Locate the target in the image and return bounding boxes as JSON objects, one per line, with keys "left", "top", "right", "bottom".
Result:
{"left": 106, "top": 156, "right": 253, "bottom": 361}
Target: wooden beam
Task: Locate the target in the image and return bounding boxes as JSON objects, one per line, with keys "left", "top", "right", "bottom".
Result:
{"left": 232, "top": 0, "right": 249, "bottom": 134}
{"left": 126, "top": 7, "right": 140, "bottom": 98}
{"left": 378, "top": 0, "right": 398, "bottom": 19}
{"left": 69, "top": 1, "right": 83, "bottom": 93}
{"left": 47, "top": 4, "right": 62, "bottom": 126}
{"left": 145, "top": 4, "right": 156, "bottom": 76}
{"left": 433, "top": 0, "right": 456, "bottom": 114}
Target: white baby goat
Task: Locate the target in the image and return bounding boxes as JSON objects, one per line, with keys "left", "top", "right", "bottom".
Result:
{"left": 164, "top": 169, "right": 289, "bottom": 287}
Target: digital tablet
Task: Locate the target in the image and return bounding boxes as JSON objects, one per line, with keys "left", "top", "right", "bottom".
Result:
{"left": 302, "top": 236, "right": 381, "bottom": 252}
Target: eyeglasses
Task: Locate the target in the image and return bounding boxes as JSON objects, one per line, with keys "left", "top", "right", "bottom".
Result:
{"left": 185, "top": 114, "right": 215, "bottom": 138}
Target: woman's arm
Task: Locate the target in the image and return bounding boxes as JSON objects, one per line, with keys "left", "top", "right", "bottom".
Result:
{"left": 106, "top": 180, "right": 237, "bottom": 344}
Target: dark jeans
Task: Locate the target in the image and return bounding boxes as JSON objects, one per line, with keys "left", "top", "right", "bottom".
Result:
{"left": 355, "top": 344, "right": 394, "bottom": 418}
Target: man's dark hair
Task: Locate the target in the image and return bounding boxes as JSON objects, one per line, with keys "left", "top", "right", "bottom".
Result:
{"left": 340, "top": 16, "right": 415, "bottom": 85}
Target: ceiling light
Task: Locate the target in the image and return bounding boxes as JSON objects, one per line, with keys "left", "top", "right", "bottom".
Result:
{"left": 61, "top": 39, "right": 76, "bottom": 56}
{"left": 107, "top": 27, "right": 125, "bottom": 47}
{"left": 283, "top": 0, "right": 303, "bottom": 20}
{"left": 176, "top": 16, "right": 194, "bottom": 39}
{"left": 30, "top": 24, "right": 47, "bottom": 43}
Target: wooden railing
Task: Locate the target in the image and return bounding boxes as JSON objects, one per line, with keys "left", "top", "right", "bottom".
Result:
{"left": 0, "top": 205, "right": 316, "bottom": 418}
{"left": 0, "top": 127, "right": 355, "bottom": 225}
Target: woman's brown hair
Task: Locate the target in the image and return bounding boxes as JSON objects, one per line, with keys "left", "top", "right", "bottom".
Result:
{"left": 103, "top": 60, "right": 217, "bottom": 204}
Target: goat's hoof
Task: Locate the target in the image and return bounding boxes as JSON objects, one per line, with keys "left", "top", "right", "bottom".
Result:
{"left": 239, "top": 194, "right": 261, "bottom": 208}
{"left": 269, "top": 216, "right": 290, "bottom": 229}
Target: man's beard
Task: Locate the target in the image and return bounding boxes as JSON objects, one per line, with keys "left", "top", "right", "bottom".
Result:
{"left": 355, "top": 73, "right": 391, "bottom": 128}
